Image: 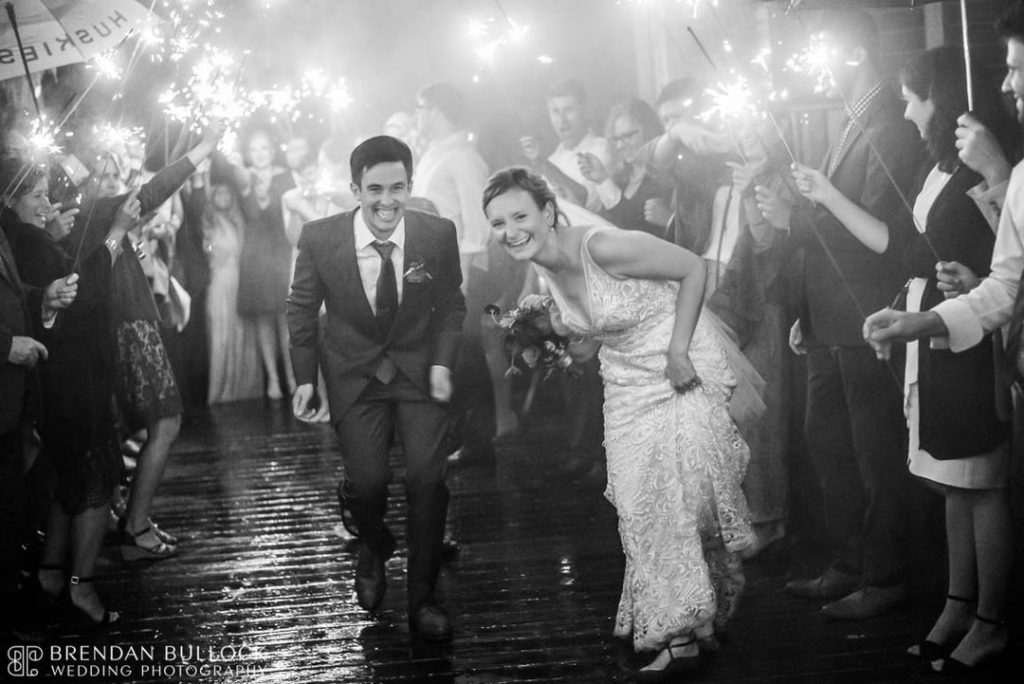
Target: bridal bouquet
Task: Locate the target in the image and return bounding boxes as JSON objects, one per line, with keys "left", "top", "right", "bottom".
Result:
{"left": 485, "top": 295, "right": 582, "bottom": 379}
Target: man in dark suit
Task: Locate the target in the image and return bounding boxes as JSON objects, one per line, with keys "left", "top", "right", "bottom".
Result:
{"left": 755, "top": 11, "right": 924, "bottom": 619}
{"left": 288, "top": 135, "right": 465, "bottom": 641}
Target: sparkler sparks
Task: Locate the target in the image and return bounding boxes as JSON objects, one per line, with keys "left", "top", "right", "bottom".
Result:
{"left": 786, "top": 32, "right": 839, "bottom": 94}
{"left": 27, "top": 118, "right": 61, "bottom": 157}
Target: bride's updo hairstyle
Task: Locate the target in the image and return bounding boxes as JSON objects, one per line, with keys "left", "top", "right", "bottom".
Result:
{"left": 482, "top": 165, "right": 569, "bottom": 229}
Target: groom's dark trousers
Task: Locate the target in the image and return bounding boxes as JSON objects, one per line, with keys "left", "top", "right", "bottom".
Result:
{"left": 336, "top": 373, "right": 452, "bottom": 610}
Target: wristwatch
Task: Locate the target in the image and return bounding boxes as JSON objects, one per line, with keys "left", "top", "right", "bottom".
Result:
{"left": 104, "top": 236, "right": 122, "bottom": 253}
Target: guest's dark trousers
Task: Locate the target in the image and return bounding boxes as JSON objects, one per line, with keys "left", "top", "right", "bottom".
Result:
{"left": 804, "top": 345, "right": 909, "bottom": 586}
{"left": 334, "top": 373, "right": 451, "bottom": 611}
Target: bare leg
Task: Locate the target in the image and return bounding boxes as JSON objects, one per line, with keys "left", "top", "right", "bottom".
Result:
{"left": 37, "top": 503, "right": 70, "bottom": 597}
{"left": 124, "top": 414, "right": 181, "bottom": 536}
{"left": 919, "top": 489, "right": 976, "bottom": 650}
{"left": 67, "top": 505, "right": 116, "bottom": 622}
{"left": 947, "top": 488, "right": 1012, "bottom": 666}
{"left": 255, "top": 316, "right": 282, "bottom": 399}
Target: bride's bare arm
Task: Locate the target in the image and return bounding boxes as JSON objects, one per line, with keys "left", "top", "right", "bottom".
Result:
{"left": 588, "top": 230, "right": 706, "bottom": 389}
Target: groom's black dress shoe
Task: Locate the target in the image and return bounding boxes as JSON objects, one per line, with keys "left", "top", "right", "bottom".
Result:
{"left": 355, "top": 542, "right": 394, "bottom": 611}
{"left": 409, "top": 604, "right": 452, "bottom": 642}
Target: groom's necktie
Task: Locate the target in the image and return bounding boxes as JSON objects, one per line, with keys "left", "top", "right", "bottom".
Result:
{"left": 372, "top": 240, "right": 398, "bottom": 383}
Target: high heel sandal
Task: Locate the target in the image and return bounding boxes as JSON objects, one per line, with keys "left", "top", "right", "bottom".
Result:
{"left": 118, "top": 516, "right": 178, "bottom": 546}
{"left": 933, "top": 614, "right": 1007, "bottom": 674}
{"left": 907, "top": 594, "right": 974, "bottom": 660}
{"left": 121, "top": 525, "right": 178, "bottom": 561}
{"left": 66, "top": 576, "right": 119, "bottom": 626}
{"left": 635, "top": 637, "right": 704, "bottom": 683}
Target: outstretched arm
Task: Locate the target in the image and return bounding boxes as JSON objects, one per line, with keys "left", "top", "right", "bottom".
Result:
{"left": 588, "top": 229, "right": 707, "bottom": 391}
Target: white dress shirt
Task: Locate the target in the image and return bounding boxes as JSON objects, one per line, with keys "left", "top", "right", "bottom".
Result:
{"left": 413, "top": 131, "right": 490, "bottom": 258}
{"left": 547, "top": 132, "right": 612, "bottom": 213}
{"left": 354, "top": 208, "right": 406, "bottom": 314}
{"left": 932, "top": 160, "right": 1024, "bottom": 352}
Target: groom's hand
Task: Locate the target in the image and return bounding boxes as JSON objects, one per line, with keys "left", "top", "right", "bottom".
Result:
{"left": 429, "top": 366, "right": 453, "bottom": 403}
{"left": 292, "top": 383, "right": 316, "bottom": 420}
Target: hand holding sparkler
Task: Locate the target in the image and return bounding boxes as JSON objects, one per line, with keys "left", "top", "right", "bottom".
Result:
{"left": 577, "top": 152, "right": 609, "bottom": 184}
{"left": 519, "top": 135, "right": 542, "bottom": 164}
{"left": 936, "top": 261, "right": 981, "bottom": 299}
{"left": 43, "top": 273, "right": 79, "bottom": 315}
{"left": 754, "top": 183, "right": 792, "bottom": 231}
{"left": 186, "top": 117, "right": 227, "bottom": 168}
{"left": 106, "top": 189, "right": 142, "bottom": 251}
{"left": 45, "top": 203, "right": 80, "bottom": 241}
{"left": 791, "top": 162, "right": 836, "bottom": 205}
{"left": 955, "top": 113, "right": 1011, "bottom": 188}
{"left": 668, "top": 119, "right": 729, "bottom": 156}
{"left": 727, "top": 160, "right": 766, "bottom": 195}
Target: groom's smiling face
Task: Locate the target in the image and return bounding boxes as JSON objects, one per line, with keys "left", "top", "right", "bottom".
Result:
{"left": 351, "top": 161, "right": 410, "bottom": 238}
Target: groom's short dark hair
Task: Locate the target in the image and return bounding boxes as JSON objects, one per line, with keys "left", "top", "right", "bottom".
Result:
{"left": 350, "top": 135, "right": 413, "bottom": 187}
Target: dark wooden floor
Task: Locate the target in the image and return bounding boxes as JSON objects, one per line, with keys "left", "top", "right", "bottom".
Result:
{"left": 8, "top": 399, "right": 1018, "bottom": 683}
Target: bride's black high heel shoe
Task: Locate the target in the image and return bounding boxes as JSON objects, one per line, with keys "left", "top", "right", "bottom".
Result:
{"left": 907, "top": 594, "right": 974, "bottom": 660}
{"left": 635, "top": 637, "right": 704, "bottom": 683}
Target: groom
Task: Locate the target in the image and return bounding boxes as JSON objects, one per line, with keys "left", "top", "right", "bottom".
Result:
{"left": 288, "top": 135, "right": 465, "bottom": 641}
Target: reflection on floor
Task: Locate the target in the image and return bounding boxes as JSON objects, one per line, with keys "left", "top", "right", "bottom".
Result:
{"left": 9, "top": 399, "right": 1002, "bottom": 683}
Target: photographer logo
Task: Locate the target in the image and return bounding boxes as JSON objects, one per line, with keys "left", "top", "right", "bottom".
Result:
{"left": 6, "top": 645, "right": 43, "bottom": 678}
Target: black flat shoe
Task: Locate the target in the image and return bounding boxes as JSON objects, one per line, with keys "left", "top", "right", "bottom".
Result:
{"left": 635, "top": 637, "right": 704, "bottom": 683}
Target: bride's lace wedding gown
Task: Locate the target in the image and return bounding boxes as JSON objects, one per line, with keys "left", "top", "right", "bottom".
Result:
{"left": 541, "top": 227, "right": 754, "bottom": 651}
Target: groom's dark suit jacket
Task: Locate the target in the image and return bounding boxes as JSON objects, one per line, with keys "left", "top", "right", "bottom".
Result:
{"left": 287, "top": 208, "right": 465, "bottom": 418}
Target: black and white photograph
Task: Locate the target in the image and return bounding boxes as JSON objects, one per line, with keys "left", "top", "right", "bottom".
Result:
{"left": 1, "top": 0, "right": 1023, "bottom": 681}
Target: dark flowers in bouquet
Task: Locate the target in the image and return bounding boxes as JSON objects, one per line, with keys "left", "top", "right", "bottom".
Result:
{"left": 485, "top": 295, "right": 582, "bottom": 379}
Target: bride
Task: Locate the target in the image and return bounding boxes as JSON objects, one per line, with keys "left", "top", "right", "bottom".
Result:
{"left": 483, "top": 167, "right": 753, "bottom": 681}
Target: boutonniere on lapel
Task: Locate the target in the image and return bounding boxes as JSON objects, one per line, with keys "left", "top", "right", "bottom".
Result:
{"left": 403, "top": 260, "right": 432, "bottom": 283}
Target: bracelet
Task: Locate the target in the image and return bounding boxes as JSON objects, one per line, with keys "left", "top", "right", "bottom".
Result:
{"left": 104, "top": 236, "right": 121, "bottom": 253}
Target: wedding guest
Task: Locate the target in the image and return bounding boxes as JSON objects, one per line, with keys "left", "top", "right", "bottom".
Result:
{"left": 705, "top": 124, "right": 797, "bottom": 558}
{"left": 1, "top": 158, "right": 120, "bottom": 625}
{"left": 756, "top": 11, "right": 925, "bottom": 619}
{"left": 520, "top": 78, "right": 612, "bottom": 213}
{"left": 413, "top": 82, "right": 496, "bottom": 462}
{"left": 484, "top": 166, "right": 752, "bottom": 680}
{"left": 62, "top": 122, "right": 226, "bottom": 561}
{"left": 203, "top": 183, "right": 262, "bottom": 404}
{"left": 578, "top": 98, "right": 669, "bottom": 237}
{"left": 233, "top": 128, "right": 296, "bottom": 400}
{"left": 864, "top": 4, "right": 1024, "bottom": 668}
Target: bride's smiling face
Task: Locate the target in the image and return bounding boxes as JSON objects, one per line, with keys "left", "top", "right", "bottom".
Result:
{"left": 485, "top": 188, "right": 555, "bottom": 261}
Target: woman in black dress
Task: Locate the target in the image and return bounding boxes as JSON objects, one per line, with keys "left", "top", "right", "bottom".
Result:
{"left": 1, "top": 159, "right": 132, "bottom": 624}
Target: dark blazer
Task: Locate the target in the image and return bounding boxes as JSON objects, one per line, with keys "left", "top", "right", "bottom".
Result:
{"left": 901, "top": 164, "right": 1010, "bottom": 459}
{"left": 0, "top": 227, "right": 42, "bottom": 434}
{"left": 791, "top": 83, "right": 925, "bottom": 346}
{"left": 288, "top": 208, "right": 466, "bottom": 418}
